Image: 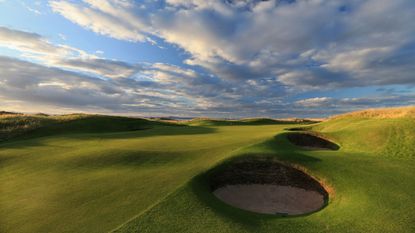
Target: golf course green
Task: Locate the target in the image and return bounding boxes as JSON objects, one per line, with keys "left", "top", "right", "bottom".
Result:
{"left": 0, "top": 107, "right": 414, "bottom": 233}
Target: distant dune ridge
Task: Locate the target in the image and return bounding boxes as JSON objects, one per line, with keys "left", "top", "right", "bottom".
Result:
{"left": 331, "top": 106, "right": 415, "bottom": 119}
{"left": 0, "top": 113, "right": 165, "bottom": 142}
{"left": 1, "top": 106, "right": 413, "bottom": 142}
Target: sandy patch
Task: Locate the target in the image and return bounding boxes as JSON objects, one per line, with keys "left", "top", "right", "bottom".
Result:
{"left": 213, "top": 184, "right": 325, "bottom": 215}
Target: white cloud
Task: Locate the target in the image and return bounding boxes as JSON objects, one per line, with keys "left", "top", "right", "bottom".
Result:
{"left": 59, "top": 58, "right": 139, "bottom": 79}
{"left": 49, "top": 0, "right": 150, "bottom": 42}
{"left": 295, "top": 97, "right": 333, "bottom": 107}
{"left": 0, "top": 26, "right": 67, "bottom": 57}
{"left": 48, "top": 0, "right": 415, "bottom": 90}
{"left": 0, "top": 26, "right": 139, "bottom": 79}
{"left": 295, "top": 95, "right": 415, "bottom": 110}
{"left": 150, "top": 63, "right": 197, "bottom": 82}
{"left": 0, "top": 56, "right": 187, "bottom": 114}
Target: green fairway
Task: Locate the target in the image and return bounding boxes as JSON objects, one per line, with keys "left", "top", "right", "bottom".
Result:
{"left": 0, "top": 109, "right": 414, "bottom": 233}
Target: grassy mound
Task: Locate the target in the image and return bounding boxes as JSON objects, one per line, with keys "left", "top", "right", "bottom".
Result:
{"left": 312, "top": 107, "right": 415, "bottom": 158}
{"left": 0, "top": 113, "right": 172, "bottom": 142}
{"left": 330, "top": 106, "right": 415, "bottom": 119}
{"left": 187, "top": 118, "right": 317, "bottom": 126}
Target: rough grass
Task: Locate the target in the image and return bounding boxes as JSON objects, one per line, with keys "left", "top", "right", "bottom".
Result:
{"left": 0, "top": 109, "right": 414, "bottom": 233}
{"left": 330, "top": 106, "right": 415, "bottom": 119}
{"left": 313, "top": 111, "right": 415, "bottom": 158}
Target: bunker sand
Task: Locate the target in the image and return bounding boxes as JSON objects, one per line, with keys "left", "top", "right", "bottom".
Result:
{"left": 210, "top": 158, "right": 328, "bottom": 215}
{"left": 214, "top": 184, "right": 325, "bottom": 215}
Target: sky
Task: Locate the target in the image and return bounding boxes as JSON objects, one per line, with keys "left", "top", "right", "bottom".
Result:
{"left": 0, "top": 0, "right": 414, "bottom": 118}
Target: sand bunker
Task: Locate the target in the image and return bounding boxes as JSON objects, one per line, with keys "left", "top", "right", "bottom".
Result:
{"left": 287, "top": 133, "right": 339, "bottom": 150}
{"left": 210, "top": 159, "right": 328, "bottom": 215}
{"left": 214, "top": 184, "right": 324, "bottom": 215}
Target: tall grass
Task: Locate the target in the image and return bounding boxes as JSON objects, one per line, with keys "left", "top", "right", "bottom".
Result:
{"left": 331, "top": 106, "right": 415, "bottom": 119}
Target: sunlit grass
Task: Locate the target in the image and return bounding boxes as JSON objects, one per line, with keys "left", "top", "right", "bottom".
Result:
{"left": 0, "top": 110, "right": 414, "bottom": 233}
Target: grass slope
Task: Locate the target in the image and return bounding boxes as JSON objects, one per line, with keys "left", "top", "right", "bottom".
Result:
{"left": 313, "top": 107, "right": 415, "bottom": 158}
{"left": 0, "top": 115, "right": 288, "bottom": 233}
{"left": 1, "top": 107, "right": 414, "bottom": 233}
{"left": 0, "top": 113, "right": 170, "bottom": 142}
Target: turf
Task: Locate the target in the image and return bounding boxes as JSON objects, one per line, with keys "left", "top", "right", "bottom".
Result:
{"left": 0, "top": 108, "right": 414, "bottom": 233}
{"left": 0, "top": 113, "right": 170, "bottom": 142}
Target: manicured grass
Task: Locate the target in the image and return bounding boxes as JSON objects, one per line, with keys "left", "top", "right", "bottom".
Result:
{"left": 1, "top": 108, "right": 414, "bottom": 233}
{"left": 0, "top": 122, "right": 287, "bottom": 233}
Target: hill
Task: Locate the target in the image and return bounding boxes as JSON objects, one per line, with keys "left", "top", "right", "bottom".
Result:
{"left": 312, "top": 106, "right": 415, "bottom": 158}
{"left": 0, "top": 113, "right": 172, "bottom": 142}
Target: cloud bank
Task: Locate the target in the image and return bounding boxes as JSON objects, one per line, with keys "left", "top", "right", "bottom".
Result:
{"left": 50, "top": 0, "right": 415, "bottom": 87}
{"left": 0, "top": 0, "right": 414, "bottom": 117}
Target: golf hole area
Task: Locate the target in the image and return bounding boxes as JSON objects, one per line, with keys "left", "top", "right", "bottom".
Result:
{"left": 210, "top": 158, "right": 328, "bottom": 216}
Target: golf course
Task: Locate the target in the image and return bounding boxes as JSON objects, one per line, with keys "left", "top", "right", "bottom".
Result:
{"left": 0, "top": 106, "right": 414, "bottom": 233}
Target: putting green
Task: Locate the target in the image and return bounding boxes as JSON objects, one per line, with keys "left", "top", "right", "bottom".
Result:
{"left": 0, "top": 109, "right": 414, "bottom": 233}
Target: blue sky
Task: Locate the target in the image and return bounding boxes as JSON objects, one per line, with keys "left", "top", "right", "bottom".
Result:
{"left": 0, "top": 0, "right": 414, "bottom": 118}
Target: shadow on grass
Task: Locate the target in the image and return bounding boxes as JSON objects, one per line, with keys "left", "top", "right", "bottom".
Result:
{"left": 254, "top": 133, "right": 323, "bottom": 164}
{"left": 0, "top": 125, "right": 217, "bottom": 149}
{"left": 59, "top": 150, "right": 194, "bottom": 169}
